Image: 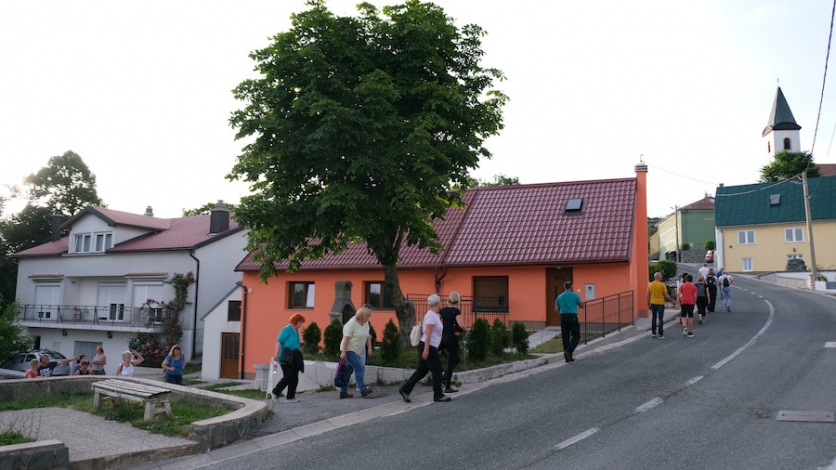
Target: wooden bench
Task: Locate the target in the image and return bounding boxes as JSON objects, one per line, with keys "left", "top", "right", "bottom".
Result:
{"left": 92, "top": 379, "right": 173, "bottom": 421}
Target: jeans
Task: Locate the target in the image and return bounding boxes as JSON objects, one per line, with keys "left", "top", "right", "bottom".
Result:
{"left": 400, "top": 342, "right": 444, "bottom": 400}
{"left": 165, "top": 373, "right": 183, "bottom": 385}
{"left": 341, "top": 351, "right": 368, "bottom": 393}
{"left": 721, "top": 286, "right": 732, "bottom": 310}
{"left": 650, "top": 304, "right": 665, "bottom": 336}
{"left": 560, "top": 314, "right": 581, "bottom": 354}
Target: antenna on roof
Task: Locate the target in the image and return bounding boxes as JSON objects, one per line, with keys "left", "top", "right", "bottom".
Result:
{"left": 639, "top": 154, "right": 644, "bottom": 163}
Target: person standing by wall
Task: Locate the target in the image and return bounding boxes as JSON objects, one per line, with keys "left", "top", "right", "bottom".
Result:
{"left": 679, "top": 274, "right": 697, "bottom": 337}
{"left": 399, "top": 294, "right": 449, "bottom": 403}
{"left": 90, "top": 346, "right": 107, "bottom": 376}
{"left": 647, "top": 272, "right": 675, "bottom": 339}
{"left": 555, "top": 281, "right": 583, "bottom": 362}
{"left": 162, "top": 344, "right": 187, "bottom": 385}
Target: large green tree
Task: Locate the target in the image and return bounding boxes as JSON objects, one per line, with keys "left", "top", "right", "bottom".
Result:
{"left": 228, "top": 0, "right": 506, "bottom": 345}
{"left": 0, "top": 296, "right": 33, "bottom": 360}
{"left": 760, "top": 150, "right": 821, "bottom": 182}
{"left": 0, "top": 151, "right": 104, "bottom": 304}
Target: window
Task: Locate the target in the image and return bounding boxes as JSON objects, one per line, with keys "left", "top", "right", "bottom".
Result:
{"left": 783, "top": 137, "right": 791, "bottom": 150}
{"left": 737, "top": 230, "right": 755, "bottom": 245}
{"left": 787, "top": 254, "right": 803, "bottom": 260}
{"left": 289, "top": 282, "right": 315, "bottom": 308}
{"left": 565, "top": 198, "right": 583, "bottom": 213}
{"left": 74, "top": 234, "right": 91, "bottom": 253}
{"left": 473, "top": 276, "right": 509, "bottom": 313}
{"left": 95, "top": 233, "right": 113, "bottom": 251}
{"left": 227, "top": 300, "right": 241, "bottom": 322}
{"left": 769, "top": 194, "right": 780, "bottom": 206}
{"left": 365, "top": 282, "right": 393, "bottom": 309}
{"left": 784, "top": 227, "right": 803, "bottom": 243}
{"left": 742, "top": 258, "right": 753, "bottom": 272}
{"left": 73, "top": 232, "right": 112, "bottom": 253}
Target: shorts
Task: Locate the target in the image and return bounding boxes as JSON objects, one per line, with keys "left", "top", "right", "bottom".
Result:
{"left": 680, "top": 304, "right": 695, "bottom": 318}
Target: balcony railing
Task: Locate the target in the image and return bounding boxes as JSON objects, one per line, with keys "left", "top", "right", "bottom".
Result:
{"left": 17, "top": 304, "right": 165, "bottom": 329}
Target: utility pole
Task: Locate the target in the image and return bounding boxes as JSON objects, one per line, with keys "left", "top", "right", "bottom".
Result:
{"left": 674, "top": 205, "right": 680, "bottom": 262}
{"left": 802, "top": 172, "right": 818, "bottom": 288}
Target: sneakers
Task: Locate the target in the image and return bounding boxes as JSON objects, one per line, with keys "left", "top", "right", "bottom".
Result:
{"left": 434, "top": 396, "right": 452, "bottom": 402}
{"left": 682, "top": 327, "right": 688, "bottom": 337}
{"left": 361, "top": 388, "right": 373, "bottom": 398}
{"left": 687, "top": 333, "right": 694, "bottom": 338}
{"left": 651, "top": 333, "right": 658, "bottom": 338}
{"left": 658, "top": 335, "right": 666, "bottom": 340}
{"left": 339, "top": 392, "right": 354, "bottom": 399}
{"left": 399, "top": 388, "right": 411, "bottom": 403}
{"left": 444, "top": 388, "right": 459, "bottom": 394}
{"left": 698, "top": 320, "right": 703, "bottom": 325}
{"left": 285, "top": 397, "right": 300, "bottom": 403}
{"left": 566, "top": 351, "right": 575, "bottom": 363}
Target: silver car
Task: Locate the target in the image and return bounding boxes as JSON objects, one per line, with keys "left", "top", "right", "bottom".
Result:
{"left": 0, "top": 349, "right": 71, "bottom": 376}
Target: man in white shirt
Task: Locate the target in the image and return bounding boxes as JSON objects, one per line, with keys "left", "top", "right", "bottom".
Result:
{"left": 698, "top": 263, "right": 710, "bottom": 278}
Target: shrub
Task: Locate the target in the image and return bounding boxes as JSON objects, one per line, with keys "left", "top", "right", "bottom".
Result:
{"left": 466, "top": 318, "right": 491, "bottom": 362}
{"left": 302, "top": 322, "right": 322, "bottom": 355}
{"left": 369, "top": 321, "right": 377, "bottom": 346}
{"left": 323, "top": 318, "right": 343, "bottom": 358}
{"left": 380, "top": 319, "right": 401, "bottom": 362}
{"left": 704, "top": 240, "right": 715, "bottom": 250}
{"left": 490, "top": 319, "right": 509, "bottom": 357}
{"left": 651, "top": 259, "right": 677, "bottom": 281}
{"left": 511, "top": 322, "right": 529, "bottom": 355}
{"left": 681, "top": 243, "right": 690, "bottom": 251}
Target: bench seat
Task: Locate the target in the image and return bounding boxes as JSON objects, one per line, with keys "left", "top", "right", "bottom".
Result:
{"left": 92, "top": 379, "right": 173, "bottom": 421}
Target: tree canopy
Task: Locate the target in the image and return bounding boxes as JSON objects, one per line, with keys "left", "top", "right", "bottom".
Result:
{"left": 228, "top": 0, "right": 506, "bottom": 343}
{"left": 760, "top": 150, "right": 821, "bottom": 182}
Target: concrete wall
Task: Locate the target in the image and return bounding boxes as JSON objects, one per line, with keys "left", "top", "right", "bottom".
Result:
{"left": 0, "top": 440, "right": 69, "bottom": 470}
{"left": 201, "top": 287, "right": 241, "bottom": 381}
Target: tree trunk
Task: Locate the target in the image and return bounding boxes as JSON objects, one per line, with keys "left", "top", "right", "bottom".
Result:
{"left": 384, "top": 263, "right": 415, "bottom": 349}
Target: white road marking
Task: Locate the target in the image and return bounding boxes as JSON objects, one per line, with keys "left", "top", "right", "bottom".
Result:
{"left": 712, "top": 300, "right": 774, "bottom": 370}
{"left": 555, "top": 428, "right": 599, "bottom": 450}
{"left": 686, "top": 376, "right": 704, "bottom": 385}
{"left": 634, "top": 397, "right": 663, "bottom": 414}
{"left": 825, "top": 342, "right": 836, "bottom": 348}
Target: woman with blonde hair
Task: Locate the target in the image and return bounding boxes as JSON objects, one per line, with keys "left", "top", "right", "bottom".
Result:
{"left": 25, "top": 358, "right": 39, "bottom": 379}
{"left": 162, "top": 344, "right": 187, "bottom": 385}
{"left": 439, "top": 292, "right": 464, "bottom": 393}
{"left": 272, "top": 313, "right": 306, "bottom": 402}
{"left": 338, "top": 305, "right": 374, "bottom": 399}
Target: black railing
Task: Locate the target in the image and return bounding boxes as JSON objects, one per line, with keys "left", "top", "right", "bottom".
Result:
{"left": 580, "top": 291, "right": 634, "bottom": 344}
{"left": 407, "top": 294, "right": 508, "bottom": 328}
{"left": 17, "top": 304, "right": 165, "bottom": 329}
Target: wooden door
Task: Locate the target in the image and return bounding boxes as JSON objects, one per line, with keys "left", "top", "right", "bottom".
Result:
{"left": 546, "top": 268, "right": 573, "bottom": 326}
{"left": 220, "top": 333, "right": 239, "bottom": 379}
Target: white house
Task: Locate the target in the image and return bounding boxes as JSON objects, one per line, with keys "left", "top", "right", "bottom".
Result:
{"left": 12, "top": 201, "right": 247, "bottom": 370}
{"left": 199, "top": 284, "right": 242, "bottom": 380}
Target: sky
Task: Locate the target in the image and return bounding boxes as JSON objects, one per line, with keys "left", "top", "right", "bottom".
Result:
{"left": 1, "top": 0, "right": 834, "bottom": 219}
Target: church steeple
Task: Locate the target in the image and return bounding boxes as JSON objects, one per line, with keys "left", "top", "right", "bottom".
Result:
{"left": 762, "top": 86, "right": 801, "bottom": 158}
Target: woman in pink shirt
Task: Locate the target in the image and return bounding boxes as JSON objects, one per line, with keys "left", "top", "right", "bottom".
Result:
{"left": 678, "top": 273, "right": 697, "bottom": 337}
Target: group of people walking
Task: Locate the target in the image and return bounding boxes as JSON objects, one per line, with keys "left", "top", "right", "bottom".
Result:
{"left": 647, "top": 266, "right": 735, "bottom": 339}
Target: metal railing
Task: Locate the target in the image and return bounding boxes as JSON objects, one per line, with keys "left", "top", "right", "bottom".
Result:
{"left": 17, "top": 304, "right": 166, "bottom": 329}
{"left": 407, "top": 294, "right": 508, "bottom": 328}
{"left": 579, "top": 291, "right": 634, "bottom": 344}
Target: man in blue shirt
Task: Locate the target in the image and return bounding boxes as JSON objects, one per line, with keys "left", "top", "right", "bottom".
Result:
{"left": 555, "top": 281, "right": 583, "bottom": 363}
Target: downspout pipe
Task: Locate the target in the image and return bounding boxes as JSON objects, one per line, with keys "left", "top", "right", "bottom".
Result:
{"left": 434, "top": 267, "right": 448, "bottom": 293}
{"left": 189, "top": 250, "right": 201, "bottom": 359}
{"left": 235, "top": 281, "right": 249, "bottom": 380}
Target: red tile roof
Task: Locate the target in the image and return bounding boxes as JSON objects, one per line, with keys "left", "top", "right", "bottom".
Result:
{"left": 818, "top": 163, "right": 836, "bottom": 178}
{"left": 13, "top": 208, "right": 241, "bottom": 258}
{"left": 236, "top": 178, "right": 638, "bottom": 271}
{"left": 680, "top": 195, "right": 715, "bottom": 211}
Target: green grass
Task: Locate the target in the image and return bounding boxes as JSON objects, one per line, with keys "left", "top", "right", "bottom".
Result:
{"left": 0, "top": 431, "right": 33, "bottom": 446}
{"left": 530, "top": 338, "right": 564, "bottom": 354}
{"left": 183, "top": 363, "right": 202, "bottom": 375}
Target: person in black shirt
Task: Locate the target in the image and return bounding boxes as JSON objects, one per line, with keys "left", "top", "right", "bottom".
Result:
{"left": 439, "top": 291, "right": 464, "bottom": 393}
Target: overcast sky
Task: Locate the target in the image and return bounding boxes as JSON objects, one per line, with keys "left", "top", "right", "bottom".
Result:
{"left": 1, "top": 0, "right": 833, "bottom": 219}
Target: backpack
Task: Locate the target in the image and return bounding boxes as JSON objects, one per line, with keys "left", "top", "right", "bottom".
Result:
{"left": 697, "top": 283, "right": 707, "bottom": 297}
{"left": 722, "top": 276, "right": 730, "bottom": 287}
{"left": 706, "top": 275, "right": 716, "bottom": 287}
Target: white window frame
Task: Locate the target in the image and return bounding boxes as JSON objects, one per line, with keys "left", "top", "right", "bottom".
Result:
{"left": 737, "top": 230, "right": 755, "bottom": 245}
{"left": 784, "top": 227, "right": 803, "bottom": 243}
{"left": 787, "top": 254, "right": 803, "bottom": 260}
{"left": 94, "top": 232, "right": 113, "bottom": 252}
{"left": 74, "top": 233, "right": 92, "bottom": 253}
{"left": 742, "top": 258, "right": 753, "bottom": 272}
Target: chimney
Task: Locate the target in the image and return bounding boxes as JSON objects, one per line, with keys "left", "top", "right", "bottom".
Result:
{"left": 144, "top": 206, "right": 154, "bottom": 217}
{"left": 50, "top": 214, "right": 63, "bottom": 242}
{"left": 209, "top": 200, "right": 229, "bottom": 234}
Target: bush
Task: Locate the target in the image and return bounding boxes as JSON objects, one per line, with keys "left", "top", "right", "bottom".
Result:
{"left": 651, "top": 259, "right": 677, "bottom": 281}
{"left": 302, "top": 322, "right": 322, "bottom": 355}
{"left": 786, "top": 258, "right": 807, "bottom": 272}
{"left": 323, "top": 318, "right": 343, "bottom": 358}
{"left": 490, "top": 319, "right": 509, "bottom": 357}
{"left": 380, "top": 319, "right": 401, "bottom": 362}
{"left": 466, "top": 318, "right": 491, "bottom": 362}
{"left": 369, "top": 321, "right": 377, "bottom": 346}
{"left": 681, "top": 243, "right": 690, "bottom": 251}
{"left": 704, "top": 240, "right": 715, "bottom": 250}
{"left": 511, "top": 322, "right": 529, "bottom": 355}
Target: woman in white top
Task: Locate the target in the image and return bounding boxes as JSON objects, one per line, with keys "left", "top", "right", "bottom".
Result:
{"left": 338, "top": 306, "right": 374, "bottom": 399}
{"left": 114, "top": 349, "right": 144, "bottom": 377}
{"left": 399, "top": 294, "right": 450, "bottom": 403}
{"left": 90, "top": 346, "right": 107, "bottom": 375}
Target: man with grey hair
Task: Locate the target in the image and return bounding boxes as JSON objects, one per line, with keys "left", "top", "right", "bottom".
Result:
{"left": 399, "top": 293, "right": 450, "bottom": 402}
{"left": 37, "top": 353, "right": 77, "bottom": 377}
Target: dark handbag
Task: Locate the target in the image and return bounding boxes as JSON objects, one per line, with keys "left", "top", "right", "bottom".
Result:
{"left": 334, "top": 358, "right": 349, "bottom": 387}
{"left": 279, "top": 348, "right": 294, "bottom": 365}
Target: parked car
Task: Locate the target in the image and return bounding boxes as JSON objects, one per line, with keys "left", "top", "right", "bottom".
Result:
{"left": 705, "top": 250, "right": 715, "bottom": 263}
{"left": 0, "top": 349, "right": 71, "bottom": 376}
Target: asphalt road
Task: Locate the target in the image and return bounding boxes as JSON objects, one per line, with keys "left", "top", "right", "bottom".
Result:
{"left": 162, "top": 274, "right": 836, "bottom": 470}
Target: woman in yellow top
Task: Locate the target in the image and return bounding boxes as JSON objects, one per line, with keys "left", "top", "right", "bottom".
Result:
{"left": 647, "top": 272, "right": 676, "bottom": 339}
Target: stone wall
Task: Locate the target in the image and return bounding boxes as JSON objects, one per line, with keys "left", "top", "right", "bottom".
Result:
{"left": 680, "top": 250, "right": 708, "bottom": 264}
{"left": 0, "top": 440, "right": 69, "bottom": 470}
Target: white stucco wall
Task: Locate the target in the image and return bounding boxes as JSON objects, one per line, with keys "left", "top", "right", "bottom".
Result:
{"left": 200, "top": 286, "right": 242, "bottom": 381}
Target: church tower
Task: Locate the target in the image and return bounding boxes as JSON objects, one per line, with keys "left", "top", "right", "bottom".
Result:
{"left": 762, "top": 86, "right": 801, "bottom": 159}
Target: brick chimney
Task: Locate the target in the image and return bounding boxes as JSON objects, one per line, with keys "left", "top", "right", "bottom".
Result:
{"left": 50, "top": 214, "right": 63, "bottom": 242}
{"left": 209, "top": 200, "right": 229, "bottom": 234}
{"left": 144, "top": 206, "right": 154, "bottom": 217}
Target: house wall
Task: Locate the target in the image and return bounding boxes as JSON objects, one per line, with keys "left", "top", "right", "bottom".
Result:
{"left": 718, "top": 221, "right": 836, "bottom": 272}
{"left": 657, "top": 213, "right": 676, "bottom": 255}
{"left": 25, "top": 326, "right": 140, "bottom": 375}
{"left": 201, "top": 288, "right": 242, "bottom": 381}
{"left": 681, "top": 210, "right": 715, "bottom": 250}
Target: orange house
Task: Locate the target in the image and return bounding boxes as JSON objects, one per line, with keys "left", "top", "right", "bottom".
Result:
{"left": 234, "top": 164, "right": 649, "bottom": 379}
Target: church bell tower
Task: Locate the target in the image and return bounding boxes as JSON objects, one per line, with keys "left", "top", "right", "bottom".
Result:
{"left": 762, "top": 86, "right": 801, "bottom": 159}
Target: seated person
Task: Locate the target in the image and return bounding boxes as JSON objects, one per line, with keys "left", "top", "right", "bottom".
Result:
{"left": 74, "top": 360, "right": 92, "bottom": 376}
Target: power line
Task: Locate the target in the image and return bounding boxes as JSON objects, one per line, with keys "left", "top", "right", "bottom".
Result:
{"left": 811, "top": 0, "right": 836, "bottom": 155}
{"left": 646, "top": 163, "right": 720, "bottom": 186}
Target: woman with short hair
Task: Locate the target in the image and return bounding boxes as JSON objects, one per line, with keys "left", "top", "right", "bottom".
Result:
{"left": 399, "top": 294, "right": 450, "bottom": 403}
{"left": 271, "top": 313, "right": 305, "bottom": 403}
{"left": 115, "top": 349, "right": 143, "bottom": 377}
{"left": 338, "top": 306, "right": 374, "bottom": 399}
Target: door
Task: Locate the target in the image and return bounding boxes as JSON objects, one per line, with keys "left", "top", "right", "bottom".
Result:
{"left": 220, "top": 333, "right": 240, "bottom": 379}
{"left": 35, "top": 284, "right": 60, "bottom": 320}
{"left": 546, "top": 268, "right": 573, "bottom": 326}
{"left": 98, "top": 284, "right": 126, "bottom": 321}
